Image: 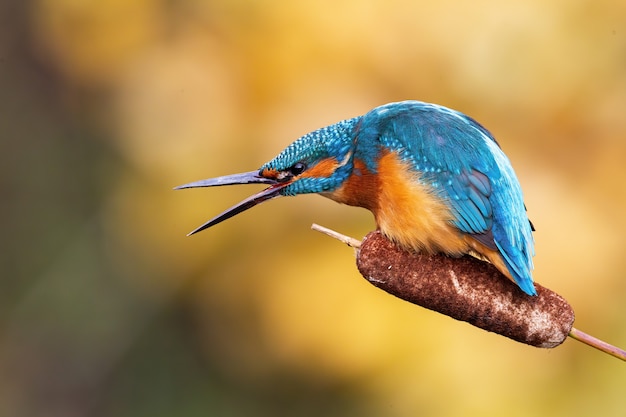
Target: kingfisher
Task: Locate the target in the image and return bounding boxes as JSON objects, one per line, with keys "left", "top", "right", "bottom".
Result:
{"left": 176, "top": 100, "right": 536, "bottom": 295}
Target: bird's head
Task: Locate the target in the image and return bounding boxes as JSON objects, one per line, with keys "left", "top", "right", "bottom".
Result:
{"left": 176, "top": 117, "right": 359, "bottom": 235}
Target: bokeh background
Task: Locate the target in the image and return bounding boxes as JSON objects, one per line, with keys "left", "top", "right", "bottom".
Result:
{"left": 1, "top": 0, "right": 625, "bottom": 416}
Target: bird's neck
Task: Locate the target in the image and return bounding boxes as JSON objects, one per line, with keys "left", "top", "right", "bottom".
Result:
{"left": 321, "top": 158, "right": 379, "bottom": 210}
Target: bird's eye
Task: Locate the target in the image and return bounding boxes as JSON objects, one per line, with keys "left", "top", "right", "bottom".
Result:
{"left": 289, "top": 162, "right": 307, "bottom": 176}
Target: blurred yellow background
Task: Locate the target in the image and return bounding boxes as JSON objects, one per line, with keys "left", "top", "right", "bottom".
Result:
{"left": 1, "top": 0, "right": 625, "bottom": 416}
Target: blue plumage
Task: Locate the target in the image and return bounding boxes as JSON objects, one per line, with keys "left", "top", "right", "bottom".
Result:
{"left": 177, "top": 100, "right": 536, "bottom": 295}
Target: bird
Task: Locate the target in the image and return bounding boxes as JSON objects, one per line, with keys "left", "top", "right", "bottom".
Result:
{"left": 175, "top": 100, "right": 536, "bottom": 295}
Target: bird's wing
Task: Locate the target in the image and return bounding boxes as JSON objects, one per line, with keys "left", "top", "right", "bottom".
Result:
{"left": 435, "top": 168, "right": 497, "bottom": 249}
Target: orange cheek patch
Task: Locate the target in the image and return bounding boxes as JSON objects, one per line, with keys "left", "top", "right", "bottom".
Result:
{"left": 299, "top": 157, "right": 339, "bottom": 178}
{"left": 260, "top": 168, "right": 280, "bottom": 179}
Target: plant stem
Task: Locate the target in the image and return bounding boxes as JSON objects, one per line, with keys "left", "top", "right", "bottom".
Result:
{"left": 568, "top": 327, "right": 626, "bottom": 361}
{"left": 311, "top": 223, "right": 362, "bottom": 248}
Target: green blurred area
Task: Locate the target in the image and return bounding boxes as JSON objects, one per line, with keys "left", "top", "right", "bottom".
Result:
{"left": 1, "top": 0, "right": 625, "bottom": 416}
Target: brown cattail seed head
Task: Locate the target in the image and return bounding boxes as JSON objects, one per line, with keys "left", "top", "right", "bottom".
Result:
{"left": 356, "top": 231, "right": 575, "bottom": 348}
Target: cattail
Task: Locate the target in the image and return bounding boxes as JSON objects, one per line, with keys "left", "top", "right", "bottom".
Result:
{"left": 356, "top": 231, "right": 573, "bottom": 347}
{"left": 312, "top": 224, "right": 625, "bottom": 360}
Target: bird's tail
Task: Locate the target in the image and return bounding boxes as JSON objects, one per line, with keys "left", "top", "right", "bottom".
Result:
{"left": 494, "top": 241, "right": 536, "bottom": 296}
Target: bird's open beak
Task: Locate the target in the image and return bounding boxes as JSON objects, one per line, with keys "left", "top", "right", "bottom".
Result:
{"left": 175, "top": 171, "right": 287, "bottom": 235}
